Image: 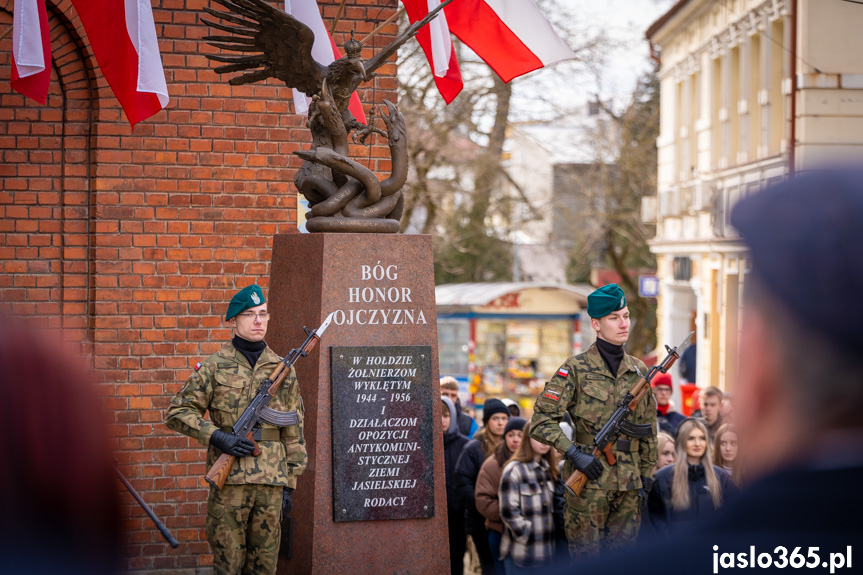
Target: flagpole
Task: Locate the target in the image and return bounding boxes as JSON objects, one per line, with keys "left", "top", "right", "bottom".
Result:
{"left": 329, "top": 0, "right": 349, "bottom": 35}
{"left": 0, "top": 26, "right": 12, "bottom": 43}
{"left": 360, "top": 8, "right": 404, "bottom": 45}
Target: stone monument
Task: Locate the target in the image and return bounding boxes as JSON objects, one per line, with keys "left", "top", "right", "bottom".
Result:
{"left": 267, "top": 234, "right": 447, "bottom": 574}
{"left": 203, "top": 2, "right": 451, "bottom": 572}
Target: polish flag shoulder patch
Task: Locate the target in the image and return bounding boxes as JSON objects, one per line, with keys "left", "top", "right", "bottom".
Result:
{"left": 557, "top": 367, "right": 569, "bottom": 378}
{"left": 194, "top": 361, "right": 202, "bottom": 372}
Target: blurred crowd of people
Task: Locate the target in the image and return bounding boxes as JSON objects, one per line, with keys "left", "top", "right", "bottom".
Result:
{"left": 441, "top": 168, "right": 863, "bottom": 574}
{"left": 440, "top": 373, "right": 746, "bottom": 575}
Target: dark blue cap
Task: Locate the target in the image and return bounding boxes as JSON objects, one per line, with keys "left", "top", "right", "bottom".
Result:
{"left": 731, "top": 167, "right": 863, "bottom": 352}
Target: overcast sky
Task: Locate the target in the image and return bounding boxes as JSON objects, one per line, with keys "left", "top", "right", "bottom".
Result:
{"left": 515, "top": 0, "right": 677, "bottom": 162}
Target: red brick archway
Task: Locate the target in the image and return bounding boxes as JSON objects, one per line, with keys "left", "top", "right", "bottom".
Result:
{"left": 0, "top": 0, "right": 94, "bottom": 342}
{"left": 1, "top": 1, "right": 398, "bottom": 571}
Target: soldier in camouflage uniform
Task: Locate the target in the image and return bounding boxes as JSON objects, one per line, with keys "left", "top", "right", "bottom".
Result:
{"left": 530, "top": 284, "right": 657, "bottom": 559}
{"left": 164, "top": 284, "right": 306, "bottom": 575}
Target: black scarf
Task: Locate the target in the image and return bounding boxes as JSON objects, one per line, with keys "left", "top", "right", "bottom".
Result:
{"left": 596, "top": 337, "right": 624, "bottom": 377}
{"left": 233, "top": 335, "right": 266, "bottom": 369}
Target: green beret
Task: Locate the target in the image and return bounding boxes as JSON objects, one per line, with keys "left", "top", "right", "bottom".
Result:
{"left": 587, "top": 283, "right": 626, "bottom": 318}
{"left": 225, "top": 284, "right": 266, "bottom": 320}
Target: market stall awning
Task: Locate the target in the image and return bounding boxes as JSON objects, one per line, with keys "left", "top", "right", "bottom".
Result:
{"left": 435, "top": 282, "right": 592, "bottom": 317}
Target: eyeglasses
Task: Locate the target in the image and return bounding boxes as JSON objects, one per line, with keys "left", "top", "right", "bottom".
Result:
{"left": 237, "top": 311, "right": 270, "bottom": 320}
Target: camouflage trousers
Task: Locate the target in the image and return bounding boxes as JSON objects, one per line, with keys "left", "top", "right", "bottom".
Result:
{"left": 206, "top": 483, "right": 283, "bottom": 575}
{"left": 563, "top": 488, "right": 641, "bottom": 560}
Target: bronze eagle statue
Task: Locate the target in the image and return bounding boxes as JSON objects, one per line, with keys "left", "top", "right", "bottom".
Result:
{"left": 201, "top": 0, "right": 457, "bottom": 233}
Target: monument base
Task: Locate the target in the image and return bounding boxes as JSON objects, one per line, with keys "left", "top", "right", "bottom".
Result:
{"left": 268, "top": 233, "right": 448, "bottom": 575}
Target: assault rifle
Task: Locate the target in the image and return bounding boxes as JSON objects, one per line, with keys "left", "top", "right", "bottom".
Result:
{"left": 564, "top": 332, "right": 694, "bottom": 497}
{"left": 204, "top": 312, "right": 334, "bottom": 491}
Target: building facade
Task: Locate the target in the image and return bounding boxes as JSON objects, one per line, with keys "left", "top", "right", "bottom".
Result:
{"left": 0, "top": 0, "right": 396, "bottom": 572}
{"left": 646, "top": 0, "right": 863, "bottom": 394}
{"left": 436, "top": 282, "right": 593, "bottom": 416}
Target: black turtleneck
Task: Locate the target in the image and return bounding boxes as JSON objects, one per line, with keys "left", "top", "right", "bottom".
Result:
{"left": 233, "top": 335, "right": 266, "bottom": 369}
{"left": 595, "top": 337, "right": 624, "bottom": 377}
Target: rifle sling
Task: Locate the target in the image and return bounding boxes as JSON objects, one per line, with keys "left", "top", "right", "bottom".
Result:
{"left": 575, "top": 431, "right": 640, "bottom": 453}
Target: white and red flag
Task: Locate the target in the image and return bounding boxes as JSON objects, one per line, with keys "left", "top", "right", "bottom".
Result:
{"left": 402, "top": 0, "right": 462, "bottom": 103}
{"left": 444, "top": 0, "right": 576, "bottom": 83}
{"left": 11, "top": 0, "right": 51, "bottom": 104}
{"left": 285, "top": 0, "right": 366, "bottom": 122}
{"left": 69, "top": 0, "right": 169, "bottom": 127}
{"left": 10, "top": 0, "right": 169, "bottom": 127}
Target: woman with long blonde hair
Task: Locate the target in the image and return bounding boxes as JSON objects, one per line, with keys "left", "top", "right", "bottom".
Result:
{"left": 647, "top": 418, "right": 738, "bottom": 535}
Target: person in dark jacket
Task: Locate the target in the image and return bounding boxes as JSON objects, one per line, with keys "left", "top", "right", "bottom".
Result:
{"left": 652, "top": 372, "right": 687, "bottom": 437}
{"left": 454, "top": 398, "right": 510, "bottom": 575}
{"left": 678, "top": 341, "right": 696, "bottom": 383}
{"left": 442, "top": 396, "right": 470, "bottom": 575}
{"left": 648, "top": 418, "right": 738, "bottom": 535}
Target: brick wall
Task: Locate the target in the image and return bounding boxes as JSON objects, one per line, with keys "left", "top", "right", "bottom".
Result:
{"left": 0, "top": 0, "right": 397, "bottom": 571}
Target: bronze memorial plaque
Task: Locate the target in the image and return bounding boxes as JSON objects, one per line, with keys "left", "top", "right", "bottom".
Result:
{"left": 330, "top": 345, "right": 435, "bottom": 522}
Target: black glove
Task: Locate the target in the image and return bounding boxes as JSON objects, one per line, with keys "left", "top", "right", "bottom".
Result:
{"left": 209, "top": 430, "right": 255, "bottom": 457}
{"left": 282, "top": 487, "right": 294, "bottom": 516}
{"left": 639, "top": 475, "right": 654, "bottom": 502}
{"left": 565, "top": 445, "right": 603, "bottom": 481}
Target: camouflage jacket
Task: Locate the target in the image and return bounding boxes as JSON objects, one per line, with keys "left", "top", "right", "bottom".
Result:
{"left": 164, "top": 342, "right": 307, "bottom": 488}
{"left": 530, "top": 343, "right": 657, "bottom": 491}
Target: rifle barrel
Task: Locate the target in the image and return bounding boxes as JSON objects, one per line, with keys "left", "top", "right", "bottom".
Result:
{"left": 115, "top": 467, "right": 180, "bottom": 548}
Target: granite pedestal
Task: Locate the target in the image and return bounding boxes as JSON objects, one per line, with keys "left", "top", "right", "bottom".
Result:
{"left": 267, "top": 233, "right": 448, "bottom": 575}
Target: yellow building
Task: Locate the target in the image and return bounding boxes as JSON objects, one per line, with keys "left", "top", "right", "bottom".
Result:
{"left": 646, "top": 0, "right": 863, "bottom": 394}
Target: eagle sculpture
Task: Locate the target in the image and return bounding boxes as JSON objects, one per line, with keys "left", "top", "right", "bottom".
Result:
{"left": 202, "top": 0, "right": 454, "bottom": 233}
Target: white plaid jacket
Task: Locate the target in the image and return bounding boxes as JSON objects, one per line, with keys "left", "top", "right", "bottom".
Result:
{"left": 498, "top": 458, "right": 556, "bottom": 567}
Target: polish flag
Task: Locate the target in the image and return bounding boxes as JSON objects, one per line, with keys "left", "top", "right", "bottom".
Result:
{"left": 402, "top": 0, "right": 463, "bottom": 103}
{"left": 285, "top": 0, "right": 366, "bottom": 123}
{"left": 68, "top": 0, "right": 169, "bottom": 127}
{"left": 445, "top": 0, "right": 576, "bottom": 83}
{"left": 10, "top": 0, "right": 52, "bottom": 104}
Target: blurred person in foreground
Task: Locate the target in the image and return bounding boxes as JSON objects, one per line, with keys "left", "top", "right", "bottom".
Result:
{"left": 0, "top": 315, "right": 121, "bottom": 574}
{"left": 476, "top": 417, "right": 526, "bottom": 575}
{"left": 442, "top": 376, "right": 478, "bottom": 439}
{"left": 442, "top": 396, "right": 470, "bottom": 575}
{"left": 647, "top": 419, "right": 738, "bottom": 536}
{"left": 531, "top": 283, "right": 657, "bottom": 559}
{"left": 561, "top": 169, "right": 863, "bottom": 572}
